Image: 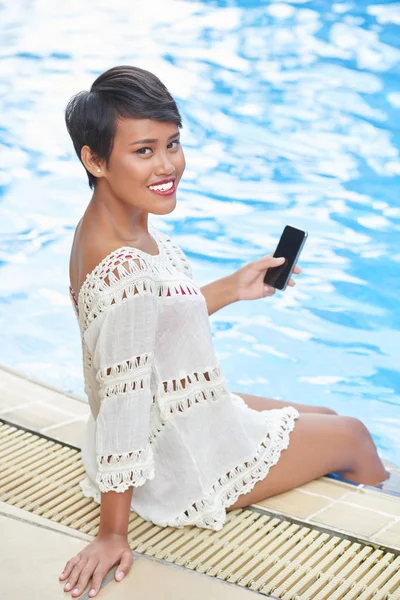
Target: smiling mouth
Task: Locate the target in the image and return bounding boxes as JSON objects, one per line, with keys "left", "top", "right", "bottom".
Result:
{"left": 148, "top": 180, "right": 176, "bottom": 196}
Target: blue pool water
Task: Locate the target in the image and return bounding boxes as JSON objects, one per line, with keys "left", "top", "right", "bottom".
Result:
{"left": 0, "top": 1, "right": 399, "bottom": 465}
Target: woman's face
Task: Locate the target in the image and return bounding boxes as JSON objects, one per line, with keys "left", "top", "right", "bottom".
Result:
{"left": 97, "top": 117, "right": 185, "bottom": 214}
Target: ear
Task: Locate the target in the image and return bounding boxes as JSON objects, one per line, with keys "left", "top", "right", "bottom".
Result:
{"left": 81, "top": 145, "right": 104, "bottom": 179}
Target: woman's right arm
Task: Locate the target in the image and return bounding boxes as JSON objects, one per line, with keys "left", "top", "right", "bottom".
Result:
{"left": 99, "top": 488, "right": 133, "bottom": 537}
{"left": 60, "top": 257, "right": 158, "bottom": 597}
{"left": 59, "top": 481, "right": 135, "bottom": 598}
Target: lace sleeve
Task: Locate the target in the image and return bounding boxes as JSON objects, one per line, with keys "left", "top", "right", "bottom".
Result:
{"left": 85, "top": 258, "right": 158, "bottom": 493}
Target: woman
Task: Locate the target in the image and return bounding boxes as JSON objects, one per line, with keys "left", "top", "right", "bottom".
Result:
{"left": 61, "top": 65, "right": 388, "bottom": 598}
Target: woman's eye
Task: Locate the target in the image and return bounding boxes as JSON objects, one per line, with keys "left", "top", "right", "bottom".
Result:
{"left": 136, "top": 147, "right": 152, "bottom": 155}
{"left": 135, "top": 140, "right": 180, "bottom": 156}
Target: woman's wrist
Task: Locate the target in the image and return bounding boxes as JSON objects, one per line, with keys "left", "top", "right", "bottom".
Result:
{"left": 98, "top": 487, "right": 133, "bottom": 538}
{"left": 97, "top": 530, "right": 128, "bottom": 541}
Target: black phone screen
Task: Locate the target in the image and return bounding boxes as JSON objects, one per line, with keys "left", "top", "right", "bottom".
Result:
{"left": 264, "top": 225, "right": 307, "bottom": 290}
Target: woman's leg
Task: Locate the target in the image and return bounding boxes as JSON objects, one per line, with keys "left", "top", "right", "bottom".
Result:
{"left": 226, "top": 412, "right": 389, "bottom": 511}
{"left": 233, "top": 391, "right": 338, "bottom": 415}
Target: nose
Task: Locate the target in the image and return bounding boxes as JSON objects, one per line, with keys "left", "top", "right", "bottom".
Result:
{"left": 154, "top": 150, "right": 175, "bottom": 177}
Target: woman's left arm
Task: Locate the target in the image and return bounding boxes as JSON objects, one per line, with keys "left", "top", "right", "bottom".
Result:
{"left": 200, "top": 274, "right": 239, "bottom": 316}
{"left": 200, "top": 255, "right": 301, "bottom": 316}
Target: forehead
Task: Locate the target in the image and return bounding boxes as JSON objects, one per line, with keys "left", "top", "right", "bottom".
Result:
{"left": 115, "top": 118, "right": 178, "bottom": 143}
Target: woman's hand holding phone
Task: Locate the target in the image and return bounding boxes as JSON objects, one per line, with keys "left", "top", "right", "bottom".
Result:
{"left": 233, "top": 254, "right": 301, "bottom": 301}
{"left": 264, "top": 225, "right": 307, "bottom": 291}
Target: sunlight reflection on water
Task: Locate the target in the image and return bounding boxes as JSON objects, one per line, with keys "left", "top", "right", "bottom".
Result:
{"left": 0, "top": 0, "right": 399, "bottom": 464}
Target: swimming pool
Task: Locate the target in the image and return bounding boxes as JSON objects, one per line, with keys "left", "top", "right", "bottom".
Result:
{"left": 0, "top": 0, "right": 399, "bottom": 465}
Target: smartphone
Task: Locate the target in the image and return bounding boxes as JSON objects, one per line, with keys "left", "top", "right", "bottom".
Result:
{"left": 264, "top": 225, "right": 308, "bottom": 291}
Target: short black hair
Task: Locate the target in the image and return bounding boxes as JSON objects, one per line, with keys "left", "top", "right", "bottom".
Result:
{"left": 65, "top": 65, "right": 183, "bottom": 189}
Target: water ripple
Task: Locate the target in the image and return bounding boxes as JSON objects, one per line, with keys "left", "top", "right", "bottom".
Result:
{"left": 0, "top": 0, "right": 399, "bottom": 464}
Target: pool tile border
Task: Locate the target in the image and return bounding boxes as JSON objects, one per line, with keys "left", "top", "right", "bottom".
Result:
{"left": 1, "top": 501, "right": 264, "bottom": 600}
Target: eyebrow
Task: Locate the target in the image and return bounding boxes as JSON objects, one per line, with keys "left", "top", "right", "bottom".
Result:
{"left": 129, "top": 131, "right": 180, "bottom": 145}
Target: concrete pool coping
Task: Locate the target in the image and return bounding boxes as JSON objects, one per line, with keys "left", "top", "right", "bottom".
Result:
{"left": 0, "top": 363, "right": 399, "bottom": 598}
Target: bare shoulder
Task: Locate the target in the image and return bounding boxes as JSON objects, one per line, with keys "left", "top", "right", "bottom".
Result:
{"left": 69, "top": 212, "right": 159, "bottom": 297}
{"left": 69, "top": 225, "right": 127, "bottom": 298}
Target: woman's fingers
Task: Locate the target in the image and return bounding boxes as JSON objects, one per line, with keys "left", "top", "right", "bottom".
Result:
{"left": 88, "top": 550, "right": 133, "bottom": 597}
{"left": 115, "top": 549, "right": 134, "bottom": 582}
{"left": 271, "top": 256, "right": 285, "bottom": 267}
{"left": 261, "top": 255, "right": 301, "bottom": 276}
{"left": 263, "top": 285, "right": 276, "bottom": 296}
{"left": 71, "top": 560, "right": 98, "bottom": 597}
{"left": 88, "top": 565, "right": 109, "bottom": 597}
{"left": 261, "top": 255, "right": 285, "bottom": 269}
{"left": 63, "top": 557, "right": 86, "bottom": 592}
{"left": 60, "top": 557, "right": 79, "bottom": 580}
{"left": 59, "top": 537, "right": 133, "bottom": 597}
{"left": 287, "top": 279, "right": 296, "bottom": 287}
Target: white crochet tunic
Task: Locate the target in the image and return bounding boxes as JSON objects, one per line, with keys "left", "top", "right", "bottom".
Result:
{"left": 69, "top": 223, "right": 300, "bottom": 531}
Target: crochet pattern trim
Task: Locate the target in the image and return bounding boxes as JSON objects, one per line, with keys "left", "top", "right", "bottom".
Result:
{"left": 77, "top": 226, "right": 194, "bottom": 330}
{"left": 157, "top": 406, "right": 300, "bottom": 531}
{"left": 80, "top": 406, "right": 300, "bottom": 529}
{"left": 158, "top": 363, "right": 230, "bottom": 420}
{"left": 83, "top": 272, "right": 200, "bottom": 330}
{"left": 96, "top": 353, "right": 153, "bottom": 399}
{"left": 95, "top": 445, "right": 155, "bottom": 493}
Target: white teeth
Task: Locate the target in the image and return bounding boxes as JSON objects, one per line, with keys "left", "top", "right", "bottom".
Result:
{"left": 149, "top": 181, "right": 174, "bottom": 192}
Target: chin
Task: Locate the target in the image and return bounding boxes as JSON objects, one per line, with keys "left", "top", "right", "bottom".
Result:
{"left": 150, "top": 199, "right": 177, "bottom": 215}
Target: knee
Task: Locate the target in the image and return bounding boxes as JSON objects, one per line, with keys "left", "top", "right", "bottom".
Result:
{"left": 318, "top": 406, "right": 338, "bottom": 416}
{"left": 341, "top": 416, "right": 388, "bottom": 482}
{"left": 344, "top": 416, "right": 373, "bottom": 446}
